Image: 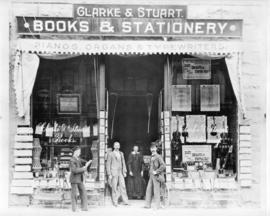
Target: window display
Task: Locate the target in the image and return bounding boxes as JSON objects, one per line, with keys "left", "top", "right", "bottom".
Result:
{"left": 31, "top": 56, "right": 99, "bottom": 192}
{"left": 171, "top": 55, "right": 237, "bottom": 188}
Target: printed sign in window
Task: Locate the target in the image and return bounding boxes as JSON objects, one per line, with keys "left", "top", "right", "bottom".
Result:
{"left": 182, "top": 145, "right": 212, "bottom": 163}
{"left": 182, "top": 58, "right": 211, "bottom": 80}
{"left": 172, "top": 85, "right": 192, "bottom": 111}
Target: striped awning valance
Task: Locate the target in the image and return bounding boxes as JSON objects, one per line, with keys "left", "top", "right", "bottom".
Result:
{"left": 16, "top": 39, "right": 242, "bottom": 55}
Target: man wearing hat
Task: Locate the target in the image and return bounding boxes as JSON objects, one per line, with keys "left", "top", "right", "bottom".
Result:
{"left": 144, "top": 142, "right": 166, "bottom": 209}
{"left": 70, "top": 146, "right": 92, "bottom": 212}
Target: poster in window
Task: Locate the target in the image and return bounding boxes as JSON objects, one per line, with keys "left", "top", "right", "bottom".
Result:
{"left": 207, "top": 116, "right": 228, "bottom": 143}
{"left": 182, "top": 58, "right": 211, "bottom": 80}
{"left": 182, "top": 145, "right": 212, "bottom": 163}
{"left": 172, "top": 85, "right": 192, "bottom": 111}
{"left": 57, "top": 94, "right": 81, "bottom": 114}
{"left": 200, "top": 85, "right": 220, "bottom": 111}
{"left": 186, "top": 115, "right": 206, "bottom": 143}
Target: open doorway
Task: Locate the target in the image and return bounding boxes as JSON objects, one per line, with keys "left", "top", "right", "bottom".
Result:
{"left": 106, "top": 55, "right": 164, "bottom": 158}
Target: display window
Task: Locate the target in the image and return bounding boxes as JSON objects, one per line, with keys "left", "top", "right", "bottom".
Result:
{"left": 31, "top": 56, "right": 99, "bottom": 186}
{"left": 171, "top": 54, "right": 237, "bottom": 180}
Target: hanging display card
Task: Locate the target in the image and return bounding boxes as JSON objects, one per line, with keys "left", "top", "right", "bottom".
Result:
{"left": 182, "top": 58, "right": 211, "bottom": 80}
{"left": 186, "top": 115, "right": 206, "bottom": 143}
{"left": 182, "top": 145, "right": 212, "bottom": 163}
{"left": 82, "top": 126, "right": 91, "bottom": 138}
{"left": 35, "top": 124, "right": 43, "bottom": 135}
{"left": 45, "top": 126, "right": 53, "bottom": 137}
{"left": 207, "top": 116, "right": 228, "bottom": 143}
{"left": 172, "top": 85, "right": 192, "bottom": 111}
{"left": 171, "top": 116, "right": 185, "bottom": 143}
{"left": 93, "top": 124, "right": 98, "bottom": 136}
{"left": 200, "top": 85, "right": 220, "bottom": 111}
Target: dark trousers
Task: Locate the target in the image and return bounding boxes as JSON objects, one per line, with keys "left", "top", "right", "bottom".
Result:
{"left": 71, "top": 183, "right": 88, "bottom": 211}
{"left": 145, "top": 175, "right": 161, "bottom": 208}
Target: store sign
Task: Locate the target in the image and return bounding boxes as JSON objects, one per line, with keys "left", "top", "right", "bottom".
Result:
{"left": 182, "top": 145, "right": 212, "bottom": 163}
{"left": 16, "top": 4, "right": 242, "bottom": 37}
{"left": 74, "top": 4, "right": 187, "bottom": 18}
{"left": 182, "top": 58, "right": 211, "bottom": 79}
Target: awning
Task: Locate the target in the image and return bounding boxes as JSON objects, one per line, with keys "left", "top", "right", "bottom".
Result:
{"left": 16, "top": 38, "right": 242, "bottom": 55}
{"left": 14, "top": 38, "right": 245, "bottom": 123}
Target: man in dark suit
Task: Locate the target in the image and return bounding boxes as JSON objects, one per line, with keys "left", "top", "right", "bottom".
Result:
{"left": 69, "top": 146, "right": 92, "bottom": 212}
{"left": 144, "top": 142, "right": 166, "bottom": 209}
{"left": 106, "top": 141, "right": 129, "bottom": 207}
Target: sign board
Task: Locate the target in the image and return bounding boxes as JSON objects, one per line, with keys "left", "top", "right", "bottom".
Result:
{"left": 182, "top": 58, "right": 211, "bottom": 79}
{"left": 16, "top": 4, "right": 243, "bottom": 37}
{"left": 172, "top": 85, "right": 192, "bottom": 111}
{"left": 73, "top": 5, "right": 187, "bottom": 18}
{"left": 17, "top": 17, "right": 242, "bottom": 37}
{"left": 200, "top": 85, "right": 220, "bottom": 111}
{"left": 182, "top": 145, "right": 212, "bottom": 163}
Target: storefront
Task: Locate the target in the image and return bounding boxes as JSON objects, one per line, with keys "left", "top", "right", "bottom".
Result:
{"left": 9, "top": 1, "right": 266, "bottom": 208}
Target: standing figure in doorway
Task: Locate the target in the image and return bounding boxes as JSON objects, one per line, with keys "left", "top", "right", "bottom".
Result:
{"left": 144, "top": 142, "right": 166, "bottom": 209}
{"left": 106, "top": 141, "right": 129, "bottom": 207}
{"left": 127, "top": 145, "right": 146, "bottom": 199}
{"left": 69, "top": 146, "right": 92, "bottom": 212}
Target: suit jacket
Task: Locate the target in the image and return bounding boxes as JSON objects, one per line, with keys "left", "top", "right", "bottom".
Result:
{"left": 106, "top": 151, "right": 127, "bottom": 177}
{"left": 69, "top": 156, "right": 86, "bottom": 184}
{"left": 149, "top": 153, "right": 166, "bottom": 175}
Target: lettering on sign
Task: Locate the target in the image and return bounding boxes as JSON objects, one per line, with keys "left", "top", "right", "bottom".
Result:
{"left": 74, "top": 4, "right": 187, "bottom": 18}
{"left": 18, "top": 17, "right": 242, "bottom": 37}
{"left": 17, "top": 3, "right": 242, "bottom": 38}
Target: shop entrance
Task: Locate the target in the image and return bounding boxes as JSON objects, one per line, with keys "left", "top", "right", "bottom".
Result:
{"left": 106, "top": 55, "right": 164, "bottom": 158}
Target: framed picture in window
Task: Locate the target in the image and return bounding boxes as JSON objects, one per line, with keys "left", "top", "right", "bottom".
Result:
{"left": 200, "top": 85, "right": 220, "bottom": 111}
{"left": 57, "top": 94, "right": 81, "bottom": 114}
{"left": 172, "top": 85, "right": 192, "bottom": 111}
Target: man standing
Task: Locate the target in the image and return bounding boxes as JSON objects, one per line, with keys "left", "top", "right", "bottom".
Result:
{"left": 106, "top": 141, "right": 129, "bottom": 207}
{"left": 144, "top": 142, "right": 166, "bottom": 209}
{"left": 69, "top": 146, "right": 92, "bottom": 212}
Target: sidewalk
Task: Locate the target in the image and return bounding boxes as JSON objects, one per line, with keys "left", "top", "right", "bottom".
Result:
{"left": 0, "top": 204, "right": 266, "bottom": 216}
